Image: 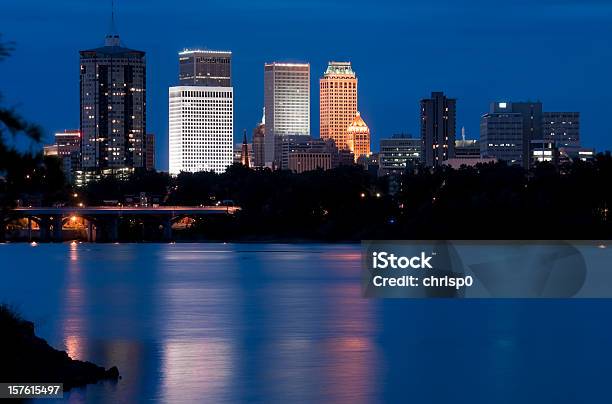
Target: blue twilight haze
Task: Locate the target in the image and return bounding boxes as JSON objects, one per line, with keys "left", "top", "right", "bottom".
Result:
{"left": 1, "top": 0, "right": 611, "bottom": 170}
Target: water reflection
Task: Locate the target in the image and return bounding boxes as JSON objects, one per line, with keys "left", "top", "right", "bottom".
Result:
{"left": 5, "top": 244, "right": 611, "bottom": 403}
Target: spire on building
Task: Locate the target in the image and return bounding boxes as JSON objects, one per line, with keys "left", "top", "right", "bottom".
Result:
{"left": 241, "top": 129, "right": 250, "bottom": 167}
{"left": 105, "top": 0, "right": 121, "bottom": 47}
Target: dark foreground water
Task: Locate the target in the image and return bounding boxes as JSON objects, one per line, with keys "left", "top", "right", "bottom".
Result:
{"left": 1, "top": 243, "right": 611, "bottom": 403}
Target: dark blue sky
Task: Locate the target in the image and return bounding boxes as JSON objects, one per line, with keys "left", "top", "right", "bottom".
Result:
{"left": 1, "top": 0, "right": 611, "bottom": 170}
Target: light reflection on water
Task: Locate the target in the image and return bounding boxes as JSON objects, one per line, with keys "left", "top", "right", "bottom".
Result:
{"left": 1, "top": 244, "right": 612, "bottom": 403}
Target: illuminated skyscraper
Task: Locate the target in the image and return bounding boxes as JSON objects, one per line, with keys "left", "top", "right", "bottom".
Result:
{"left": 320, "top": 62, "right": 358, "bottom": 150}
{"left": 264, "top": 63, "right": 310, "bottom": 166}
{"left": 178, "top": 49, "right": 231, "bottom": 87}
{"left": 169, "top": 49, "right": 234, "bottom": 175}
{"left": 420, "top": 92, "right": 456, "bottom": 167}
{"left": 347, "top": 112, "right": 371, "bottom": 161}
{"left": 79, "top": 33, "right": 146, "bottom": 174}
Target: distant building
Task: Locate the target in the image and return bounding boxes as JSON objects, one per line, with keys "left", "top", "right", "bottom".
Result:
{"left": 178, "top": 49, "right": 231, "bottom": 87}
{"left": 252, "top": 109, "right": 266, "bottom": 168}
{"left": 480, "top": 103, "right": 524, "bottom": 165}
{"left": 543, "top": 112, "right": 580, "bottom": 148}
{"left": 481, "top": 101, "right": 543, "bottom": 168}
{"left": 455, "top": 129, "right": 480, "bottom": 159}
{"left": 264, "top": 63, "right": 310, "bottom": 165}
{"left": 530, "top": 139, "right": 556, "bottom": 166}
{"left": 559, "top": 146, "right": 595, "bottom": 163}
{"left": 79, "top": 32, "right": 146, "bottom": 176}
{"left": 320, "top": 62, "right": 358, "bottom": 150}
{"left": 169, "top": 49, "right": 234, "bottom": 175}
{"left": 169, "top": 86, "right": 234, "bottom": 174}
{"left": 347, "top": 112, "right": 371, "bottom": 162}
{"left": 44, "top": 130, "right": 81, "bottom": 183}
{"left": 421, "top": 92, "right": 456, "bottom": 167}
{"left": 379, "top": 134, "right": 421, "bottom": 175}
{"left": 275, "top": 135, "right": 349, "bottom": 171}
{"left": 241, "top": 130, "right": 250, "bottom": 167}
{"left": 288, "top": 152, "right": 332, "bottom": 173}
{"left": 146, "top": 133, "right": 155, "bottom": 171}
{"left": 233, "top": 141, "right": 253, "bottom": 166}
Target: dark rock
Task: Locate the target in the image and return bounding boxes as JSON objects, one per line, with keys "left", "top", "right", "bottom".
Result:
{"left": 0, "top": 304, "right": 120, "bottom": 390}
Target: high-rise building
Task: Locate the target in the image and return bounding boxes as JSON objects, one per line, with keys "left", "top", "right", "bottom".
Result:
{"left": 543, "top": 112, "right": 580, "bottom": 148}
{"left": 252, "top": 109, "right": 266, "bottom": 168}
{"left": 480, "top": 103, "right": 524, "bottom": 165}
{"left": 264, "top": 63, "right": 310, "bottom": 165}
{"left": 169, "top": 86, "right": 233, "bottom": 174}
{"left": 178, "top": 49, "right": 232, "bottom": 87}
{"left": 420, "top": 92, "right": 456, "bottom": 167}
{"left": 379, "top": 134, "right": 421, "bottom": 175}
{"left": 347, "top": 112, "right": 371, "bottom": 161}
{"left": 79, "top": 33, "right": 146, "bottom": 174}
{"left": 320, "top": 62, "right": 358, "bottom": 150}
{"left": 169, "top": 49, "right": 234, "bottom": 175}
{"left": 146, "top": 133, "right": 155, "bottom": 171}
{"left": 480, "top": 101, "right": 542, "bottom": 168}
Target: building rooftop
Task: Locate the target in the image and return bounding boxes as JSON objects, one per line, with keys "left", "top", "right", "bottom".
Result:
{"left": 324, "top": 62, "right": 355, "bottom": 76}
{"left": 80, "top": 35, "right": 145, "bottom": 57}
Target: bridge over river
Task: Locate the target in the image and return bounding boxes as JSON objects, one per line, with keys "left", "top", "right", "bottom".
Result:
{"left": 1, "top": 206, "right": 240, "bottom": 242}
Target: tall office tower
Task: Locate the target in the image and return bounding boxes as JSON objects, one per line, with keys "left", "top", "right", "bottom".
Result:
{"left": 168, "top": 87, "right": 233, "bottom": 174}
{"left": 252, "top": 109, "right": 266, "bottom": 167}
{"left": 264, "top": 62, "right": 310, "bottom": 166}
{"left": 169, "top": 49, "right": 234, "bottom": 175}
{"left": 145, "top": 133, "right": 155, "bottom": 171}
{"left": 79, "top": 33, "right": 146, "bottom": 175}
{"left": 347, "top": 112, "right": 371, "bottom": 161}
{"left": 420, "top": 92, "right": 456, "bottom": 167}
{"left": 178, "top": 49, "right": 232, "bottom": 87}
{"left": 543, "top": 112, "right": 580, "bottom": 148}
{"left": 480, "top": 102, "right": 542, "bottom": 168}
{"left": 379, "top": 134, "right": 422, "bottom": 175}
{"left": 480, "top": 103, "right": 524, "bottom": 164}
{"left": 320, "top": 62, "right": 358, "bottom": 150}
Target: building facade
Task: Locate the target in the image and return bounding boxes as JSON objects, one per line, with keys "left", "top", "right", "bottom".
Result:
{"left": 179, "top": 49, "right": 231, "bottom": 87}
{"left": 146, "top": 133, "right": 155, "bottom": 171}
{"left": 480, "top": 103, "right": 524, "bottom": 165}
{"left": 543, "top": 112, "right": 580, "bottom": 148}
{"left": 169, "top": 48, "right": 234, "bottom": 175}
{"left": 264, "top": 63, "right": 310, "bottom": 165}
{"left": 168, "top": 86, "right": 234, "bottom": 174}
{"left": 79, "top": 34, "right": 146, "bottom": 174}
{"left": 420, "top": 92, "right": 456, "bottom": 167}
{"left": 319, "top": 62, "right": 358, "bottom": 150}
{"left": 288, "top": 152, "right": 332, "bottom": 173}
{"left": 252, "top": 109, "right": 266, "bottom": 167}
{"left": 347, "top": 112, "right": 371, "bottom": 162}
{"left": 379, "top": 134, "right": 421, "bottom": 175}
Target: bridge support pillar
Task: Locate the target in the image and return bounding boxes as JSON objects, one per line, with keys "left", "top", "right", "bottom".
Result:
{"left": 39, "top": 216, "right": 51, "bottom": 242}
{"left": 27, "top": 218, "right": 32, "bottom": 242}
{"left": 163, "top": 217, "right": 172, "bottom": 242}
{"left": 87, "top": 222, "right": 95, "bottom": 242}
{"left": 52, "top": 216, "right": 63, "bottom": 243}
{"left": 109, "top": 217, "right": 119, "bottom": 242}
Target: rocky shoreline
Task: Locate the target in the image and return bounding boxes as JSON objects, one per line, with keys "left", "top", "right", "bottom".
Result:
{"left": 0, "top": 305, "right": 119, "bottom": 390}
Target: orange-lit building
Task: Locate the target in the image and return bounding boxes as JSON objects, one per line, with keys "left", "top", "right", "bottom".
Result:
{"left": 347, "top": 112, "right": 371, "bottom": 162}
{"left": 320, "top": 62, "right": 357, "bottom": 150}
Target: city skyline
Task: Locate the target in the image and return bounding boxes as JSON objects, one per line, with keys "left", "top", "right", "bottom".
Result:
{"left": 2, "top": 0, "right": 612, "bottom": 171}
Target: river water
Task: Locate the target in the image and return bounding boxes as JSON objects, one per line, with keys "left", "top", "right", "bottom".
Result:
{"left": 0, "top": 243, "right": 611, "bottom": 403}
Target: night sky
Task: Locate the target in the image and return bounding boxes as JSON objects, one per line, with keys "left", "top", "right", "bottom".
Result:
{"left": 1, "top": 0, "right": 611, "bottom": 170}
